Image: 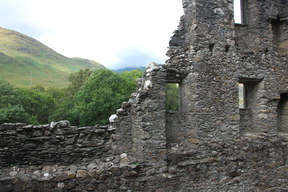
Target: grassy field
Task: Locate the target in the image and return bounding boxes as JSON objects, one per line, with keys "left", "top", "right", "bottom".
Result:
{"left": 0, "top": 27, "right": 105, "bottom": 88}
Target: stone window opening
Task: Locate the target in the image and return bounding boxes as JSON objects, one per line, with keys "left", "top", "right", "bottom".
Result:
{"left": 209, "top": 43, "right": 215, "bottom": 52}
{"left": 270, "top": 16, "right": 288, "bottom": 55}
{"left": 271, "top": 17, "right": 282, "bottom": 49}
{"left": 239, "top": 78, "right": 262, "bottom": 133}
{"left": 277, "top": 93, "right": 288, "bottom": 133}
{"left": 225, "top": 45, "right": 230, "bottom": 53}
{"left": 234, "top": 0, "right": 248, "bottom": 25}
{"left": 165, "top": 83, "right": 181, "bottom": 111}
{"left": 238, "top": 79, "right": 261, "bottom": 109}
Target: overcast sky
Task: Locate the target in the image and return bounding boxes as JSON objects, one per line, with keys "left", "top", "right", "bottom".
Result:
{"left": 0, "top": 0, "right": 183, "bottom": 70}
{"left": 233, "top": 0, "right": 242, "bottom": 24}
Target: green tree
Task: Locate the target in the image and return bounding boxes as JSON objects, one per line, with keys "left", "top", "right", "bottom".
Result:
{"left": 48, "top": 69, "right": 93, "bottom": 124}
{"left": 0, "top": 80, "right": 29, "bottom": 124}
{"left": 119, "top": 69, "right": 143, "bottom": 97}
{"left": 18, "top": 87, "right": 56, "bottom": 124}
{"left": 165, "top": 83, "right": 180, "bottom": 111}
{"left": 67, "top": 68, "right": 93, "bottom": 94}
{"left": 46, "top": 87, "right": 66, "bottom": 102}
{"left": 46, "top": 87, "right": 70, "bottom": 122}
{"left": 73, "top": 69, "right": 127, "bottom": 125}
{"left": 0, "top": 69, "right": 142, "bottom": 126}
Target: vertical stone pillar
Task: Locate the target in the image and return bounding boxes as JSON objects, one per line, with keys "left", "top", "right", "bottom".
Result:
{"left": 111, "top": 63, "right": 168, "bottom": 170}
{"left": 129, "top": 63, "right": 167, "bottom": 169}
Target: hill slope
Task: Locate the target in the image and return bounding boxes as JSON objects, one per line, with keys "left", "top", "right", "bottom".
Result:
{"left": 0, "top": 27, "right": 105, "bottom": 88}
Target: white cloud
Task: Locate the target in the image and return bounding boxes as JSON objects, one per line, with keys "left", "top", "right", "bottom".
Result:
{"left": 0, "top": 0, "right": 183, "bottom": 69}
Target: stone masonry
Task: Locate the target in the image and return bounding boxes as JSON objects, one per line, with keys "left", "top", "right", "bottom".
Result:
{"left": 1, "top": 0, "right": 288, "bottom": 191}
{"left": 0, "top": 121, "right": 114, "bottom": 167}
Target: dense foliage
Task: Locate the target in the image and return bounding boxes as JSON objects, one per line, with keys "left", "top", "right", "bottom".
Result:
{"left": 0, "top": 80, "right": 29, "bottom": 124}
{"left": 0, "top": 69, "right": 143, "bottom": 126}
{"left": 165, "top": 83, "right": 180, "bottom": 111}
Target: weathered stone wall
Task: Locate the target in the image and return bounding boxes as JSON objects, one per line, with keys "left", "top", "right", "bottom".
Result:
{"left": 1, "top": 135, "right": 288, "bottom": 191}
{"left": 111, "top": 63, "right": 168, "bottom": 170}
{"left": 234, "top": 0, "right": 288, "bottom": 135}
{"left": 165, "top": 0, "right": 288, "bottom": 152}
{"left": 0, "top": 121, "right": 114, "bottom": 167}
{"left": 1, "top": 0, "right": 288, "bottom": 191}
{"left": 165, "top": 0, "right": 239, "bottom": 156}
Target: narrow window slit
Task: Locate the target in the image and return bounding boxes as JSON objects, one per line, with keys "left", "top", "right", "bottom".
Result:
{"left": 239, "top": 83, "right": 246, "bottom": 109}
{"left": 225, "top": 45, "right": 230, "bottom": 53}
{"left": 271, "top": 17, "right": 282, "bottom": 48}
{"left": 209, "top": 43, "right": 215, "bottom": 52}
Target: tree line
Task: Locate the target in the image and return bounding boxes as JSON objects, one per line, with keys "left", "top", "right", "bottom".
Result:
{"left": 0, "top": 69, "right": 143, "bottom": 126}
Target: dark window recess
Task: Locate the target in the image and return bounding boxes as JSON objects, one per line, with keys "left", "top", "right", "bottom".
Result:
{"left": 271, "top": 17, "right": 282, "bottom": 48}
{"left": 239, "top": 79, "right": 262, "bottom": 133}
{"left": 278, "top": 93, "right": 288, "bottom": 133}
{"left": 165, "top": 83, "right": 180, "bottom": 111}
{"left": 238, "top": 79, "right": 261, "bottom": 109}
{"left": 225, "top": 45, "right": 230, "bottom": 53}
{"left": 209, "top": 43, "right": 215, "bottom": 52}
{"left": 281, "top": 0, "right": 288, "bottom": 5}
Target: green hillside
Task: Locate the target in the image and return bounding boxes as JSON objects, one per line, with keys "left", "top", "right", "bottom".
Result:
{"left": 0, "top": 27, "right": 105, "bottom": 88}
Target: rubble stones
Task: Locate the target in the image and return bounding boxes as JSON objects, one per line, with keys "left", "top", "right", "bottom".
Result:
{"left": 109, "top": 114, "right": 118, "bottom": 123}
{"left": 76, "top": 170, "right": 88, "bottom": 178}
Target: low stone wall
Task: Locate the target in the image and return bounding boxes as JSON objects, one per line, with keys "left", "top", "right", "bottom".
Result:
{"left": 0, "top": 121, "right": 114, "bottom": 167}
{"left": 1, "top": 134, "right": 288, "bottom": 191}
{"left": 0, "top": 155, "right": 143, "bottom": 192}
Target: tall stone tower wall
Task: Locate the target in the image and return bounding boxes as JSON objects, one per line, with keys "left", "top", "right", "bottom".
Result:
{"left": 166, "top": 0, "right": 238, "bottom": 153}
{"left": 164, "top": 0, "right": 288, "bottom": 154}
{"left": 111, "top": 0, "right": 288, "bottom": 169}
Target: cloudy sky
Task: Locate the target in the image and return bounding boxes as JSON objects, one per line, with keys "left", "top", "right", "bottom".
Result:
{"left": 233, "top": 0, "right": 242, "bottom": 24}
{"left": 0, "top": 0, "right": 183, "bottom": 70}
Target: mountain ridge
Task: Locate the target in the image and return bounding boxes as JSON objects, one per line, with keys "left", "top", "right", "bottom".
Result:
{"left": 0, "top": 27, "right": 105, "bottom": 88}
{"left": 114, "top": 66, "right": 146, "bottom": 72}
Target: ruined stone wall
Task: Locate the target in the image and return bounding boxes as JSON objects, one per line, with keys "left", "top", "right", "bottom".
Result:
{"left": 165, "top": 0, "right": 239, "bottom": 154}
{"left": 165, "top": 0, "right": 288, "bottom": 153}
{"left": 233, "top": 0, "right": 288, "bottom": 135}
{"left": 1, "top": 135, "right": 288, "bottom": 191}
{"left": 1, "top": 0, "right": 288, "bottom": 191}
{"left": 0, "top": 121, "right": 114, "bottom": 167}
{"left": 111, "top": 63, "right": 168, "bottom": 170}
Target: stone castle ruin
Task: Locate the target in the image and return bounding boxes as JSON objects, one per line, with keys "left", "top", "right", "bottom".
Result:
{"left": 1, "top": 0, "right": 288, "bottom": 191}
